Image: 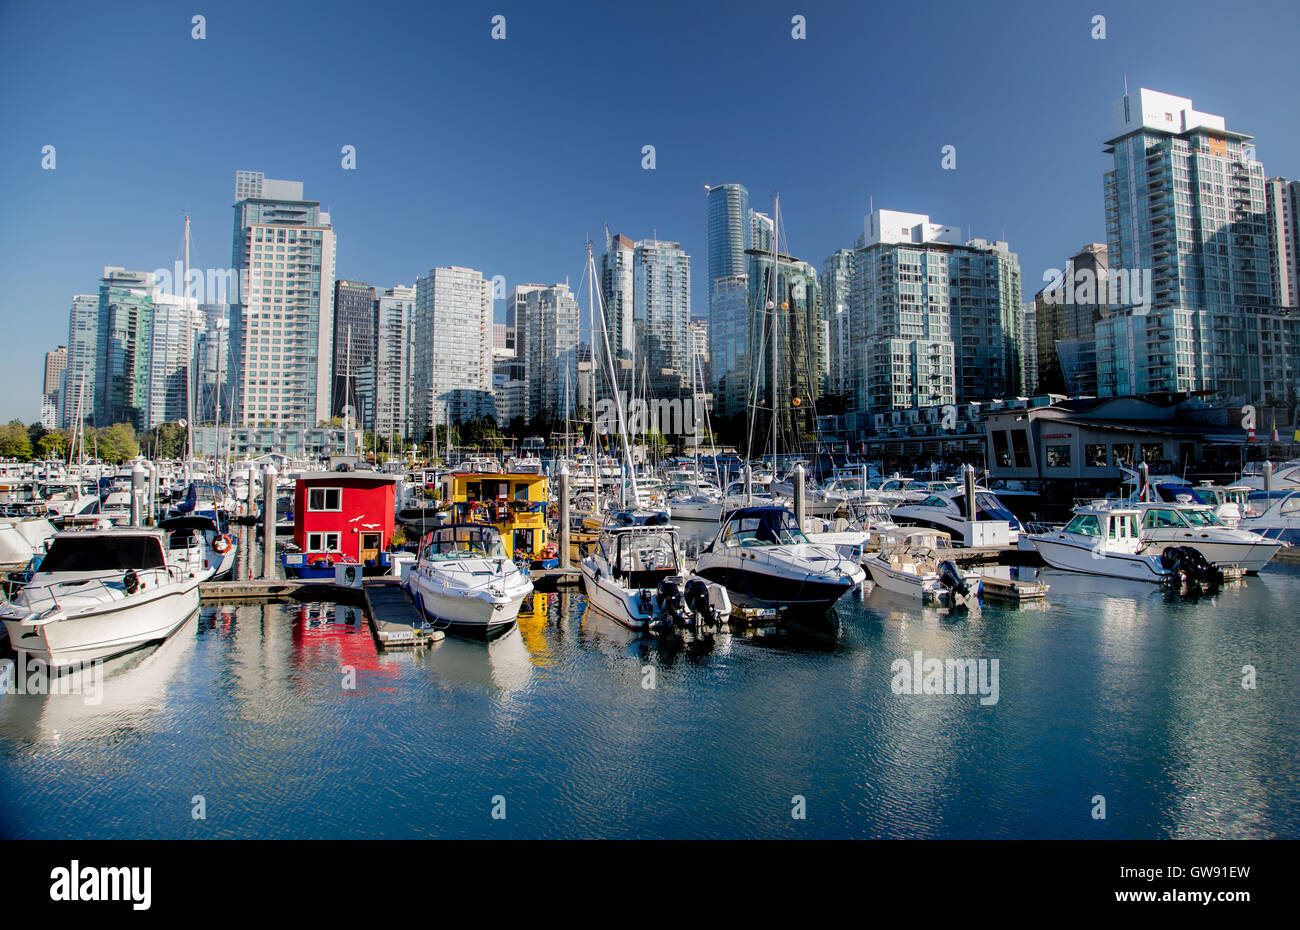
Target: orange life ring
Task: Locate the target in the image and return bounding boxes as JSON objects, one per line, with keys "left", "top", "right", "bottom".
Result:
{"left": 212, "top": 534, "right": 232, "bottom": 554}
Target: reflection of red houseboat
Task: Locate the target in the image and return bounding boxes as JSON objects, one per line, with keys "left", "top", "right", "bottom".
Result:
{"left": 282, "top": 472, "right": 398, "bottom": 578}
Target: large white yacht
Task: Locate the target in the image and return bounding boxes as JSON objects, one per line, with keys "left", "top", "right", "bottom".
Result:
{"left": 0, "top": 529, "right": 202, "bottom": 667}
{"left": 405, "top": 523, "right": 533, "bottom": 641}
{"left": 694, "top": 506, "right": 866, "bottom": 614}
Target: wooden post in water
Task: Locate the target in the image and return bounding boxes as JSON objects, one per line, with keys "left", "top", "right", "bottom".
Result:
{"left": 559, "top": 464, "right": 571, "bottom": 568}
{"left": 963, "top": 463, "right": 977, "bottom": 547}
{"left": 245, "top": 467, "right": 256, "bottom": 519}
{"left": 262, "top": 463, "right": 278, "bottom": 578}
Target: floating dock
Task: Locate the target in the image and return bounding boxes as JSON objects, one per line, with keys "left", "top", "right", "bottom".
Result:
{"left": 362, "top": 579, "right": 445, "bottom": 649}
{"left": 531, "top": 566, "right": 582, "bottom": 589}
{"left": 199, "top": 579, "right": 364, "bottom": 602}
{"left": 979, "top": 575, "right": 1050, "bottom": 602}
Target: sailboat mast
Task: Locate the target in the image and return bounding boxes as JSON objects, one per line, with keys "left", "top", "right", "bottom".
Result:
{"left": 770, "top": 195, "right": 780, "bottom": 472}
{"left": 184, "top": 214, "right": 195, "bottom": 464}
{"left": 587, "top": 242, "right": 599, "bottom": 515}
{"left": 344, "top": 322, "right": 352, "bottom": 456}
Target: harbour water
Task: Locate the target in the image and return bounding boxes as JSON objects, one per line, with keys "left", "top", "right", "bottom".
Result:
{"left": 2, "top": 522, "right": 1298, "bottom": 840}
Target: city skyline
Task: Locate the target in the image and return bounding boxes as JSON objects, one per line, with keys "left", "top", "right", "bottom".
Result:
{"left": 3, "top": 0, "right": 1299, "bottom": 423}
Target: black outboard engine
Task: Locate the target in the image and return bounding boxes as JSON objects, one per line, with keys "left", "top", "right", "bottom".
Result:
{"left": 683, "top": 577, "right": 717, "bottom": 627}
{"left": 1160, "top": 546, "right": 1222, "bottom": 591}
{"left": 655, "top": 578, "right": 686, "bottom": 628}
{"left": 937, "top": 560, "right": 970, "bottom": 604}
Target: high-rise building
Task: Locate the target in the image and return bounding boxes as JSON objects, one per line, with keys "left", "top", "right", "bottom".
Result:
{"left": 953, "top": 238, "right": 1023, "bottom": 402}
{"left": 633, "top": 238, "right": 691, "bottom": 393}
{"left": 61, "top": 295, "right": 98, "bottom": 430}
{"left": 42, "top": 346, "right": 66, "bottom": 429}
{"left": 820, "top": 249, "right": 855, "bottom": 399}
{"left": 230, "top": 172, "right": 337, "bottom": 428}
{"left": 515, "top": 283, "right": 581, "bottom": 425}
{"left": 1020, "top": 303, "right": 1039, "bottom": 396}
{"left": 743, "top": 250, "right": 823, "bottom": 446}
{"left": 600, "top": 232, "right": 635, "bottom": 362}
{"left": 412, "top": 267, "right": 494, "bottom": 439}
{"left": 706, "top": 184, "right": 751, "bottom": 319}
{"left": 851, "top": 211, "right": 959, "bottom": 414}
{"left": 687, "top": 318, "right": 710, "bottom": 382}
{"left": 94, "top": 267, "right": 156, "bottom": 429}
{"left": 709, "top": 274, "right": 750, "bottom": 418}
{"left": 1096, "top": 89, "right": 1272, "bottom": 400}
{"left": 1036, "top": 243, "right": 1108, "bottom": 396}
{"left": 373, "top": 285, "right": 414, "bottom": 442}
{"left": 332, "top": 280, "right": 377, "bottom": 426}
{"left": 144, "top": 291, "right": 202, "bottom": 430}
{"left": 196, "top": 303, "right": 230, "bottom": 426}
{"left": 1265, "top": 177, "right": 1299, "bottom": 309}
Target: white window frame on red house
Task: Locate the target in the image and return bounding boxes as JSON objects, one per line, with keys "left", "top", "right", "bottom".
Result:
{"left": 307, "top": 532, "right": 341, "bottom": 552}
{"left": 307, "top": 487, "right": 342, "bottom": 512}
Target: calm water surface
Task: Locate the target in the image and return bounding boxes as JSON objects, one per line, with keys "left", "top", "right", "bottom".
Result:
{"left": 2, "top": 523, "right": 1298, "bottom": 839}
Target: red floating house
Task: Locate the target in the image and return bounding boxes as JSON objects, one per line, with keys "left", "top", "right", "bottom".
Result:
{"left": 284, "top": 471, "right": 398, "bottom": 577}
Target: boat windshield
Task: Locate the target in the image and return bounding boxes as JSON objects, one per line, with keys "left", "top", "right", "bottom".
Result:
{"left": 1182, "top": 508, "right": 1221, "bottom": 527}
{"left": 616, "top": 532, "right": 679, "bottom": 574}
{"left": 38, "top": 535, "right": 167, "bottom": 572}
{"left": 722, "top": 510, "right": 809, "bottom": 547}
{"left": 422, "top": 526, "right": 506, "bottom": 561}
{"left": 1064, "top": 513, "right": 1102, "bottom": 536}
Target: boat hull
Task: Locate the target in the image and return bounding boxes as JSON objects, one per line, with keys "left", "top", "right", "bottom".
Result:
{"left": 693, "top": 561, "right": 856, "bottom": 613}
{"left": 406, "top": 576, "right": 527, "bottom": 641}
{"left": 3, "top": 586, "right": 200, "bottom": 667}
{"left": 1027, "top": 534, "right": 1167, "bottom": 582}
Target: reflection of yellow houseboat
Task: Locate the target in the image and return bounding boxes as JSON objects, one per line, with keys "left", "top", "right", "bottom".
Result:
{"left": 440, "top": 472, "right": 559, "bottom": 568}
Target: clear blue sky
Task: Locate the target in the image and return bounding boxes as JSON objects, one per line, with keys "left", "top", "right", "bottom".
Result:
{"left": 2, "top": 0, "right": 1298, "bottom": 423}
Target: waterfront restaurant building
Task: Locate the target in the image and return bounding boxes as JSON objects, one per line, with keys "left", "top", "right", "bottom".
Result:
{"left": 984, "top": 396, "right": 1247, "bottom": 484}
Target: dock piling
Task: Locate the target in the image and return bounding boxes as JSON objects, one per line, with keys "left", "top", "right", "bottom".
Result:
{"left": 793, "top": 463, "right": 806, "bottom": 529}
{"left": 262, "top": 464, "right": 278, "bottom": 578}
{"left": 131, "top": 460, "right": 146, "bottom": 527}
{"left": 559, "top": 464, "right": 571, "bottom": 568}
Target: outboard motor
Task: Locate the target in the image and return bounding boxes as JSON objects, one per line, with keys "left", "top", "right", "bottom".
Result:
{"left": 1161, "top": 546, "right": 1222, "bottom": 591}
{"left": 683, "top": 578, "right": 716, "bottom": 627}
{"left": 655, "top": 578, "right": 686, "bottom": 628}
{"left": 937, "top": 560, "right": 970, "bottom": 605}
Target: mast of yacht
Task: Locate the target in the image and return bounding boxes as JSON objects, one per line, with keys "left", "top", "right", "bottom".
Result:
{"left": 184, "top": 213, "right": 196, "bottom": 466}
{"left": 770, "top": 195, "right": 780, "bottom": 476}
{"left": 588, "top": 241, "right": 638, "bottom": 505}
{"left": 343, "top": 323, "right": 353, "bottom": 457}
{"left": 587, "top": 242, "right": 599, "bottom": 516}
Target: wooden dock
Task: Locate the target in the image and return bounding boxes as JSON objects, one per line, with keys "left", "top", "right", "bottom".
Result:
{"left": 532, "top": 566, "right": 582, "bottom": 589}
{"left": 363, "top": 579, "right": 445, "bottom": 649}
{"left": 199, "top": 579, "right": 364, "bottom": 603}
{"left": 979, "top": 574, "right": 1049, "bottom": 602}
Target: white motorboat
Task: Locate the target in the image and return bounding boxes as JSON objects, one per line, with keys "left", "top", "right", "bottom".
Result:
{"left": 862, "top": 529, "right": 982, "bottom": 606}
{"left": 1023, "top": 506, "right": 1171, "bottom": 582}
{"left": 405, "top": 523, "right": 533, "bottom": 641}
{"left": 888, "top": 487, "right": 1022, "bottom": 545}
{"left": 804, "top": 503, "right": 902, "bottom": 563}
{"left": 0, "top": 529, "right": 201, "bottom": 667}
{"left": 1130, "top": 501, "right": 1281, "bottom": 573}
{"left": 580, "top": 523, "right": 730, "bottom": 631}
{"left": 1237, "top": 460, "right": 1300, "bottom": 491}
{"left": 1239, "top": 490, "right": 1300, "bottom": 546}
{"left": 160, "top": 514, "right": 238, "bottom": 580}
{"left": 694, "top": 506, "right": 866, "bottom": 614}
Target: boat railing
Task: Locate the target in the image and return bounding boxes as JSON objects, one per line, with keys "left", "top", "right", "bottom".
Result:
{"left": 13, "top": 567, "right": 174, "bottom": 612}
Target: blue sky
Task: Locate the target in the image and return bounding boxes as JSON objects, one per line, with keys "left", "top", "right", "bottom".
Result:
{"left": 2, "top": 0, "right": 1298, "bottom": 423}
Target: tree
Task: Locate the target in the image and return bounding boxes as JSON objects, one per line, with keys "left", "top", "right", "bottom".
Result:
{"left": 94, "top": 423, "right": 139, "bottom": 463}
{"left": 38, "top": 429, "right": 69, "bottom": 459}
{"left": 0, "top": 419, "right": 32, "bottom": 459}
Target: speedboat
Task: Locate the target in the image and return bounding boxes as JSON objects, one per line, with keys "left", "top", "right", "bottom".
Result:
{"left": 888, "top": 487, "right": 1021, "bottom": 545}
{"left": 160, "top": 514, "right": 238, "bottom": 580}
{"left": 580, "top": 523, "right": 730, "bottom": 631}
{"left": 0, "top": 529, "right": 201, "bottom": 667}
{"left": 405, "top": 523, "right": 533, "bottom": 641}
{"left": 1023, "top": 506, "right": 1171, "bottom": 583}
{"left": 1130, "top": 500, "right": 1281, "bottom": 573}
{"left": 862, "top": 529, "right": 982, "bottom": 606}
{"left": 1239, "top": 490, "right": 1300, "bottom": 546}
{"left": 694, "top": 506, "right": 866, "bottom": 614}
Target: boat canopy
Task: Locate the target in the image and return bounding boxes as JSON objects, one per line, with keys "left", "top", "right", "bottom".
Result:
{"left": 718, "top": 507, "right": 809, "bottom": 547}
{"left": 419, "top": 523, "right": 507, "bottom": 561}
